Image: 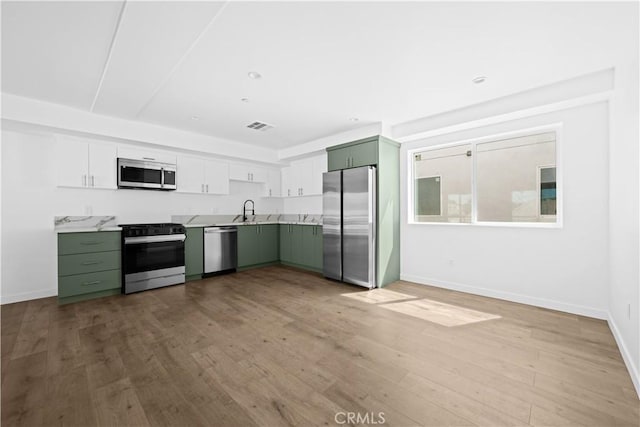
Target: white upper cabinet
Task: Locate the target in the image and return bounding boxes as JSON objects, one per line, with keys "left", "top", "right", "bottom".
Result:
{"left": 282, "top": 153, "right": 326, "bottom": 197}
{"left": 229, "top": 163, "right": 266, "bottom": 183}
{"left": 281, "top": 166, "right": 293, "bottom": 197}
{"left": 203, "top": 160, "right": 229, "bottom": 194}
{"left": 88, "top": 143, "right": 118, "bottom": 189}
{"left": 116, "top": 146, "right": 176, "bottom": 164}
{"left": 311, "top": 154, "right": 327, "bottom": 195}
{"left": 176, "top": 155, "right": 229, "bottom": 194}
{"left": 176, "top": 155, "right": 203, "bottom": 193}
{"left": 55, "top": 135, "right": 116, "bottom": 189}
{"left": 264, "top": 168, "right": 281, "bottom": 197}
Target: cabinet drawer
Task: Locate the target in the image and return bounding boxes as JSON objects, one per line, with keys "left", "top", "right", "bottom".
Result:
{"left": 58, "top": 251, "right": 120, "bottom": 276}
{"left": 58, "top": 270, "right": 121, "bottom": 298}
{"left": 58, "top": 232, "right": 121, "bottom": 255}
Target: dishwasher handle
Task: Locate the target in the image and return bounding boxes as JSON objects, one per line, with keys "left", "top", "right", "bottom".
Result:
{"left": 205, "top": 227, "right": 237, "bottom": 233}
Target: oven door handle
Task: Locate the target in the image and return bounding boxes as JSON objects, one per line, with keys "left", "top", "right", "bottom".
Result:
{"left": 124, "top": 234, "right": 186, "bottom": 245}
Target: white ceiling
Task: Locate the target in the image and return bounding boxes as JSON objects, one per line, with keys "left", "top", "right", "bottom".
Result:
{"left": 1, "top": 1, "right": 636, "bottom": 149}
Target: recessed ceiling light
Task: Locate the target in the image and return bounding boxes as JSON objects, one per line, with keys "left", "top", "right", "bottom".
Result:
{"left": 247, "top": 71, "right": 262, "bottom": 79}
{"left": 472, "top": 76, "right": 487, "bottom": 84}
{"left": 191, "top": 115, "right": 200, "bottom": 120}
{"left": 349, "top": 117, "right": 359, "bottom": 122}
{"left": 241, "top": 98, "right": 249, "bottom": 103}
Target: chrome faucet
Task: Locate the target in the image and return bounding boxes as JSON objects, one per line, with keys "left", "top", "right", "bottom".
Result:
{"left": 242, "top": 199, "right": 255, "bottom": 222}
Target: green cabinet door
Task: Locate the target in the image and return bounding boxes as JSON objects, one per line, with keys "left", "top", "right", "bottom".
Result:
{"left": 328, "top": 146, "right": 350, "bottom": 171}
{"left": 238, "top": 225, "right": 259, "bottom": 267}
{"left": 258, "top": 225, "right": 279, "bottom": 263}
{"left": 300, "top": 225, "right": 323, "bottom": 271}
{"left": 290, "top": 225, "right": 305, "bottom": 266}
{"left": 185, "top": 227, "right": 203, "bottom": 280}
{"left": 279, "top": 224, "right": 292, "bottom": 263}
{"left": 327, "top": 140, "right": 377, "bottom": 171}
{"left": 350, "top": 141, "right": 378, "bottom": 168}
{"left": 301, "top": 225, "right": 316, "bottom": 267}
{"left": 310, "top": 225, "right": 323, "bottom": 271}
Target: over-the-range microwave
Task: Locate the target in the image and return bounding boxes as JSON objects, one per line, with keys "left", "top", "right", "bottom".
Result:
{"left": 117, "top": 158, "right": 177, "bottom": 191}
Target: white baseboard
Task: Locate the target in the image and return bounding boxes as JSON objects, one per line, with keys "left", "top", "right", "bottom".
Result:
{"left": 400, "top": 274, "right": 608, "bottom": 319}
{"left": 0, "top": 288, "right": 57, "bottom": 305}
{"left": 608, "top": 314, "right": 640, "bottom": 399}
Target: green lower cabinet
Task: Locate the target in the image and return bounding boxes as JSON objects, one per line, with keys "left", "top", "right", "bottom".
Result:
{"left": 57, "top": 231, "right": 122, "bottom": 305}
{"left": 238, "top": 225, "right": 260, "bottom": 267}
{"left": 239, "top": 224, "right": 280, "bottom": 268}
{"left": 279, "top": 225, "right": 292, "bottom": 263}
{"left": 280, "top": 224, "right": 322, "bottom": 272}
{"left": 258, "top": 225, "right": 279, "bottom": 263}
{"left": 289, "top": 225, "right": 305, "bottom": 266}
{"left": 185, "top": 227, "right": 204, "bottom": 281}
{"left": 309, "top": 225, "right": 323, "bottom": 271}
{"left": 280, "top": 224, "right": 303, "bottom": 265}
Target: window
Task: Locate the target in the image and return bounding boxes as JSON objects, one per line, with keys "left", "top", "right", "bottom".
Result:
{"left": 411, "top": 129, "right": 559, "bottom": 226}
{"left": 413, "top": 144, "right": 472, "bottom": 223}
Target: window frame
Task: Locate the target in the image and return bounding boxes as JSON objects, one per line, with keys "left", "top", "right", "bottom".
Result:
{"left": 537, "top": 164, "right": 557, "bottom": 219}
{"left": 407, "top": 124, "right": 563, "bottom": 228}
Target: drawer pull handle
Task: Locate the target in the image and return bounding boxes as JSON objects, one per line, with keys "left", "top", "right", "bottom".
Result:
{"left": 82, "top": 280, "right": 102, "bottom": 286}
{"left": 80, "top": 241, "right": 102, "bottom": 245}
{"left": 81, "top": 261, "right": 102, "bottom": 265}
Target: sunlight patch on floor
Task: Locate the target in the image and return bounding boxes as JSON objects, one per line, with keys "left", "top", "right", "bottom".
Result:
{"left": 380, "top": 298, "right": 501, "bottom": 327}
{"left": 341, "top": 288, "right": 417, "bottom": 304}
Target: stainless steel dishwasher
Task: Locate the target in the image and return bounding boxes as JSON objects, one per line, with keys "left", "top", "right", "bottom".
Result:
{"left": 204, "top": 226, "right": 238, "bottom": 274}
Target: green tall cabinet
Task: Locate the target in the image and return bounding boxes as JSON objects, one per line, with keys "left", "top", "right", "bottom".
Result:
{"left": 326, "top": 135, "right": 400, "bottom": 287}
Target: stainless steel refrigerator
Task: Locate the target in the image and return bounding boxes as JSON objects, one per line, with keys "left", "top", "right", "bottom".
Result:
{"left": 323, "top": 166, "right": 376, "bottom": 288}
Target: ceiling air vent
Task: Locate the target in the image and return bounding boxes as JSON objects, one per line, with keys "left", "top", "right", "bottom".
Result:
{"left": 246, "top": 121, "right": 274, "bottom": 131}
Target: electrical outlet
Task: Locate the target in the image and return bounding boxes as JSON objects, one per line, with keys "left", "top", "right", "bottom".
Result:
{"left": 84, "top": 205, "right": 93, "bottom": 215}
{"left": 628, "top": 304, "right": 631, "bottom": 320}
{"left": 448, "top": 259, "right": 454, "bottom": 267}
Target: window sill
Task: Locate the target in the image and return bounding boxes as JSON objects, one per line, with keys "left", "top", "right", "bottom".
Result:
{"left": 406, "top": 220, "right": 563, "bottom": 229}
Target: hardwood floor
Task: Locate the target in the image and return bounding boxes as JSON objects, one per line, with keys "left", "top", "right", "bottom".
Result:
{"left": 2, "top": 265, "right": 638, "bottom": 426}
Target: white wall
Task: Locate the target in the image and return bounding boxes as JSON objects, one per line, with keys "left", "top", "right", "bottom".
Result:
{"left": 0, "top": 129, "right": 283, "bottom": 303}
{"left": 283, "top": 196, "right": 322, "bottom": 215}
{"left": 609, "top": 57, "right": 640, "bottom": 392}
{"left": 400, "top": 102, "right": 610, "bottom": 319}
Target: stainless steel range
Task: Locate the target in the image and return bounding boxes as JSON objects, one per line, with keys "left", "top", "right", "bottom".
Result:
{"left": 120, "top": 223, "right": 186, "bottom": 294}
